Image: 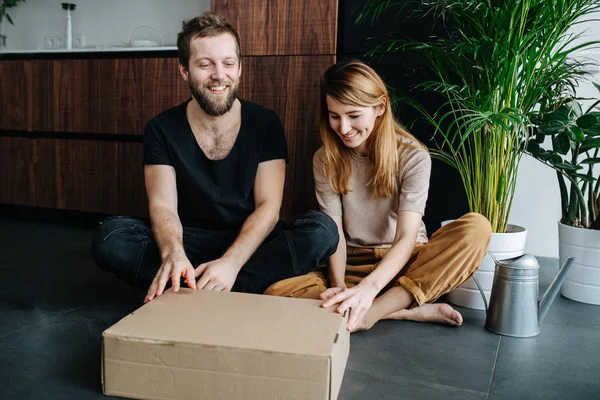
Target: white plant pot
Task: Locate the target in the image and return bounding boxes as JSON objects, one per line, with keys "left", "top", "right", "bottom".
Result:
{"left": 444, "top": 223, "right": 528, "bottom": 310}
{"left": 559, "top": 222, "right": 600, "bottom": 305}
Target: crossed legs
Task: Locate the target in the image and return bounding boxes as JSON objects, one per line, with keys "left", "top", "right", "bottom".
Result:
{"left": 265, "top": 213, "right": 491, "bottom": 331}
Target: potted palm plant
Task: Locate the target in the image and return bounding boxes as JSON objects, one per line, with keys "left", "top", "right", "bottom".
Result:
{"left": 527, "top": 84, "right": 600, "bottom": 304}
{"left": 358, "top": 0, "right": 600, "bottom": 308}
{"left": 0, "top": 0, "right": 26, "bottom": 48}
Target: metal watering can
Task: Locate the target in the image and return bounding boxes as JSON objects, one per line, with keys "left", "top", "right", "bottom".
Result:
{"left": 472, "top": 254, "right": 575, "bottom": 338}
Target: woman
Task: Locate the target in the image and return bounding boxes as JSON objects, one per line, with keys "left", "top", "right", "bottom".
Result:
{"left": 265, "top": 60, "right": 491, "bottom": 332}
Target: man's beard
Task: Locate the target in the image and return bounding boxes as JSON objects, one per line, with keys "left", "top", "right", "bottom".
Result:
{"left": 189, "top": 80, "right": 239, "bottom": 117}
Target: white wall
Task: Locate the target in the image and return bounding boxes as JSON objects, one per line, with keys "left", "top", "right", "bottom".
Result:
{"left": 2, "top": 0, "right": 210, "bottom": 49}
{"left": 510, "top": 17, "right": 600, "bottom": 257}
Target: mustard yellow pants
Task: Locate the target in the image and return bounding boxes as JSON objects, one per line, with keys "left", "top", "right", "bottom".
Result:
{"left": 264, "top": 213, "right": 492, "bottom": 308}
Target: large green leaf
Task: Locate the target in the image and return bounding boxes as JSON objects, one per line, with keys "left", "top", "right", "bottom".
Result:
{"left": 539, "top": 151, "right": 555, "bottom": 162}
{"left": 527, "top": 141, "right": 541, "bottom": 157}
{"left": 580, "top": 137, "right": 600, "bottom": 152}
{"left": 554, "top": 163, "right": 582, "bottom": 172}
{"left": 583, "top": 126, "right": 600, "bottom": 137}
{"left": 580, "top": 157, "right": 600, "bottom": 164}
{"left": 566, "top": 125, "right": 585, "bottom": 142}
{"left": 553, "top": 132, "right": 570, "bottom": 155}
{"left": 574, "top": 173, "right": 597, "bottom": 183}
{"left": 536, "top": 131, "right": 545, "bottom": 143}
{"left": 547, "top": 105, "right": 572, "bottom": 124}
{"left": 539, "top": 120, "right": 566, "bottom": 135}
{"left": 570, "top": 101, "right": 583, "bottom": 117}
{"left": 550, "top": 154, "right": 563, "bottom": 165}
{"left": 584, "top": 114, "right": 600, "bottom": 137}
{"left": 577, "top": 114, "right": 598, "bottom": 129}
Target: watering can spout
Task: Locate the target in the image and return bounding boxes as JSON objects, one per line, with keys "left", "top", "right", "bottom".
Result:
{"left": 538, "top": 257, "right": 575, "bottom": 324}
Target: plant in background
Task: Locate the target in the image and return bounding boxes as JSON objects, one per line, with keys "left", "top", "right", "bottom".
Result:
{"left": 527, "top": 84, "right": 600, "bottom": 230}
{"left": 358, "top": 0, "right": 600, "bottom": 233}
{"left": 0, "top": 0, "right": 25, "bottom": 48}
{"left": 0, "top": 0, "right": 25, "bottom": 25}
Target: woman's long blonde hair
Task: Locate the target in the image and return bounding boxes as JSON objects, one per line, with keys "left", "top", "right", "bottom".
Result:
{"left": 319, "top": 60, "right": 423, "bottom": 198}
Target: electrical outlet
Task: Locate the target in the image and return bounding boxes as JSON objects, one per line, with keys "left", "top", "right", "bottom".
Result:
{"left": 73, "top": 34, "right": 86, "bottom": 48}
{"left": 44, "top": 35, "right": 63, "bottom": 49}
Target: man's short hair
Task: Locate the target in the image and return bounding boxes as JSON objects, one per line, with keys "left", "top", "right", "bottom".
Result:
{"left": 177, "top": 12, "right": 242, "bottom": 69}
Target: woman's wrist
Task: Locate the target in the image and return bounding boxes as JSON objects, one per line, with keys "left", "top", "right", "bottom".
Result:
{"left": 360, "top": 274, "right": 385, "bottom": 294}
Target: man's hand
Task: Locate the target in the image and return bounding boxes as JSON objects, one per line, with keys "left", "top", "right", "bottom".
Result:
{"left": 319, "top": 283, "right": 348, "bottom": 302}
{"left": 321, "top": 283, "right": 378, "bottom": 332}
{"left": 144, "top": 251, "right": 197, "bottom": 303}
{"left": 194, "top": 258, "right": 240, "bottom": 292}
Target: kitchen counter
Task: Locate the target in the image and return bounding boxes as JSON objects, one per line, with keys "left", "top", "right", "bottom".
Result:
{"left": 0, "top": 46, "right": 178, "bottom": 59}
{"left": 0, "top": 46, "right": 177, "bottom": 53}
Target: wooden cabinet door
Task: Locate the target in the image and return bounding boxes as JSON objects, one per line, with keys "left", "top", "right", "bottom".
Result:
{"left": 0, "top": 60, "right": 29, "bottom": 131}
{"left": 239, "top": 55, "right": 335, "bottom": 216}
{"left": 0, "top": 136, "right": 147, "bottom": 216}
{"left": 30, "top": 57, "right": 189, "bottom": 135}
{"left": 214, "top": 0, "right": 338, "bottom": 56}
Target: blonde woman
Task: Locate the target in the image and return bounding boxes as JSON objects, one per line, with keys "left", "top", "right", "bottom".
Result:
{"left": 265, "top": 60, "right": 492, "bottom": 332}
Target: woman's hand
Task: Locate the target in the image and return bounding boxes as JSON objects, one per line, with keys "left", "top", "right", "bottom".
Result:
{"left": 320, "top": 282, "right": 378, "bottom": 332}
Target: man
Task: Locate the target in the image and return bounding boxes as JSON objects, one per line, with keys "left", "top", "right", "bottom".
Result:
{"left": 91, "top": 12, "right": 338, "bottom": 302}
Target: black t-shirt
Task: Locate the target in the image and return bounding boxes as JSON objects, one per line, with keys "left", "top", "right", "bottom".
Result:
{"left": 143, "top": 99, "right": 288, "bottom": 230}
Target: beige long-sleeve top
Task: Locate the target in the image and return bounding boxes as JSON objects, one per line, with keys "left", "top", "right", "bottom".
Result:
{"left": 313, "top": 137, "right": 431, "bottom": 248}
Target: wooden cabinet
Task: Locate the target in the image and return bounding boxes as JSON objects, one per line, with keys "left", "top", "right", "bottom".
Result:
{"left": 239, "top": 55, "right": 335, "bottom": 216}
{"left": 30, "top": 58, "right": 189, "bottom": 134}
{"left": 0, "top": 60, "right": 30, "bottom": 131}
{"left": 214, "top": 0, "right": 337, "bottom": 56}
{"left": 0, "top": 55, "right": 186, "bottom": 216}
{"left": 0, "top": 136, "right": 146, "bottom": 216}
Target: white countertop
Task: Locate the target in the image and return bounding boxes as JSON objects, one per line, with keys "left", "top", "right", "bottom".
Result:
{"left": 0, "top": 46, "right": 177, "bottom": 54}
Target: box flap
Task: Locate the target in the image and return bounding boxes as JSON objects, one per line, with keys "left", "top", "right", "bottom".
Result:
{"left": 103, "top": 290, "right": 346, "bottom": 357}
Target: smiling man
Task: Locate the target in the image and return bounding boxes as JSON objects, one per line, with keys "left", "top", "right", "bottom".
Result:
{"left": 91, "top": 12, "right": 338, "bottom": 301}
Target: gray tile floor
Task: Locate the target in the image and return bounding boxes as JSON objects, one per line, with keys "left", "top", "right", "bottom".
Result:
{"left": 0, "top": 216, "right": 598, "bottom": 400}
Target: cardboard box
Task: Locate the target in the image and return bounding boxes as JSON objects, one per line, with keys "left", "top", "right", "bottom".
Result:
{"left": 102, "top": 289, "right": 349, "bottom": 400}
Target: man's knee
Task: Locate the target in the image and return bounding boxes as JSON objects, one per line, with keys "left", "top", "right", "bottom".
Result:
{"left": 286, "top": 211, "right": 339, "bottom": 269}
{"left": 295, "top": 210, "right": 339, "bottom": 253}
{"left": 90, "top": 216, "right": 142, "bottom": 272}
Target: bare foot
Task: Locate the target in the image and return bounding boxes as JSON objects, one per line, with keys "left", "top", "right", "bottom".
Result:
{"left": 350, "top": 316, "right": 373, "bottom": 333}
{"left": 385, "top": 303, "right": 463, "bottom": 326}
{"left": 349, "top": 310, "right": 378, "bottom": 333}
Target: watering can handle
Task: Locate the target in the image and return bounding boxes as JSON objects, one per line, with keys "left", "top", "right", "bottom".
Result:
{"left": 472, "top": 250, "right": 497, "bottom": 312}
{"left": 472, "top": 273, "right": 488, "bottom": 312}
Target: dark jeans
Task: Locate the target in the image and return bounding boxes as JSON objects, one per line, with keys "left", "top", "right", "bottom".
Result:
{"left": 90, "top": 211, "right": 338, "bottom": 294}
